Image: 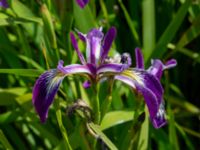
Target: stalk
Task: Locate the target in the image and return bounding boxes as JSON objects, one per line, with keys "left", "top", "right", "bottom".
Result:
{"left": 54, "top": 99, "right": 72, "bottom": 150}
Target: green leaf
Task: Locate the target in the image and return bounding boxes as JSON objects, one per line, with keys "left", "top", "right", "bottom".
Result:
{"left": 11, "top": 0, "right": 42, "bottom": 24}
{"left": 88, "top": 123, "right": 118, "bottom": 150}
{"left": 0, "top": 130, "right": 14, "bottom": 150}
{"left": 73, "top": 1, "right": 96, "bottom": 32}
{"left": 0, "top": 69, "right": 42, "bottom": 77}
{"left": 100, "top": 110, "right": 134, "bottom": 131}
{"left": 137, "top": 106, "right": 149, "bottom": 150}
{"left": 152, "top": 0, "right": 192, "bottom": 58}
{"left": 18, "top": 55, "right": 45, "bottom": 71}
{"left": 177, "top": 14, "right": 200, "bottom": 48}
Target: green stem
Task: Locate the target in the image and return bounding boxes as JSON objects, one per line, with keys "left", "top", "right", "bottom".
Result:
{"left": 92, "top": 84, "right": 100, "bottom": 124}
{"left": 101, "top": 78, "right": 114, "bottom": 120}
{"left": 54, "top": 99, "right": 72, "bottom": 150}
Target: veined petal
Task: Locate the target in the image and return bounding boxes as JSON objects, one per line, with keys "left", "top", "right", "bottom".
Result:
{"left": 70, "top": 32, "right": 86, "bottom": 64}
{"left": 117, "top": 69, "right": 163, "bottom": 118}
{"left": 148, "top": 59, "right": 177, "bottom": 79}
{"left": 135, "top": 48, "right": 144, "bottom": 69}
{"left": 86, "top": 28, "right": 104, "bottom": 64}
{"left": 32, "top": 69, "right": 64, "bottom": 122}
{"left": 0, "top": 0, "right": 8, "bottom": 8}
{"left": 140, "top": 70, "right": 164, "bottom": 105}
{"left": 75, "top": 0, "right": 89, "bottom": 8}
{"left": 164, "top": 59, "right": 177, "bottom": 69}
{"left": 57, "top": 60, "right": 91, "bottom": 75}
{"left": 148, "top": 59, "right": 163, "bottom": 79}
{"left": 115, "top": 75, "right": 136, "bottom": 88}
{"left": 151, "top": 101, "right": 167, "bottom": 128}
{"left": 97, "top": 63, "right": 127, "bottom": 75}
{"left": 101, "top": 27, "right": 117, "bottom": 63}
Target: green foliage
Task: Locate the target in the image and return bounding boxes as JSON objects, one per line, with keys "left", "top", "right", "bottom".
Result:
{"left": 0, "top": 0, "right": 199, "bottom": 149}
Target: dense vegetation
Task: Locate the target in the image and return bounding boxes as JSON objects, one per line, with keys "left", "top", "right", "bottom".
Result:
{"left": 0, "top": 0, "right": 199, "bottom": 149}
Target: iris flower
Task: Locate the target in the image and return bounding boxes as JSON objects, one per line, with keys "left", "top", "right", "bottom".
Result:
{"left": 76, "top": 0, "right": 89, "bottom": 8}
{"left": 32, "top": 27, "right": 176, "bottom": 128}
{"left": 0, "top": 0, "right": 8, "bottom": 8}
{"left": 33, "top": 27, "right": 132, "bottom": 123}
{"left": 114, "top": 48, "right": 177, "bottom": 128}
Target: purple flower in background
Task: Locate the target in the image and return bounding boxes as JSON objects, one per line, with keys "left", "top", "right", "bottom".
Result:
{"left": 115, "top": 48, "right": 177, "bottom": 128}
{"left": 0, "top": 0, "right": 8, "bottom": 8}
{"left": 76, "top": 0, "right": 89, "bottom": 8}
{"left": 33, "top": 27, "right": 131, "bottom": 122}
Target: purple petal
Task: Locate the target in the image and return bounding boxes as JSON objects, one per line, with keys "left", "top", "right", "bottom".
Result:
{"left": 83, "top": 80, "right": 91, "bottom": 88}
{"left": 135, "top": 82, "right": 159, "bottom": 118}
{"left": 97, "top": 63, "right": 127, "bottom": 75}
{"left": 32, "top": 69, "right": 64, "bottom": 122}
{"left": 148, "top": 59, "right": 177, "bottom": 79}
{"left": 76, "top": 0, "right": 89, "bottom": 8}
{"left": 57, "top": 60, "right": 92, "bottom": 75}
{"left": 164, "top": 59, "right": 177, "bottom": 69}
{"left": 115, "top": 75, "right": 136, "bottom": 88}
{"left": 70, "top": 32, "right": 86, "bottom": 64}
{"left": 101, "top": 27, "right": 117, "bottom": 63}
{"left": 151, "top": 101, "right": 167, "bottom": 128}
{"left": 115, "top": 69, "right": 164, "bottom": 120}
{"left": 86, "top": 28, "right": 104, "bottom": 64}
{"left": 141, "top": 71, "right": 164, "bottom": 105}
{"left": 0, "top": 0, "right": 9, "bottom": 8}
{"left": 148, "top": 59, "right": 164, "bottom": 79}
{"left": 135, "top": 48, "right": 144, "bottom": 69}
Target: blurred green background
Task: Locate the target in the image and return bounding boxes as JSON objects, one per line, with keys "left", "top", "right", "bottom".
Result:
{"left": 0, "top": 0, "right": 200, "bottom": 149}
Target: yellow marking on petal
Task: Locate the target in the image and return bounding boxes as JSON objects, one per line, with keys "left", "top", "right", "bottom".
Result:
{"left": 121, "top": 70, "right": 144, "bottom": 86}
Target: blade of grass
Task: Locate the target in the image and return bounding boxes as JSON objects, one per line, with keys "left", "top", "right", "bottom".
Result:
{"left": 0, "top": 69, "right": 42, "bottom": 77}
{"left": 0, "top": 130, "right": 14, "bottom": 150}
{"left": 88, "top": 122, "right": 118, "bottom": 150}
{"left": 118, "top": 0, "right": 140, "bottom": 45}
{"left": 152, "top": 0, "right": 192, "bottom": 58}
{"left": 142, "top": 0, "right": 155, "bottom": 61}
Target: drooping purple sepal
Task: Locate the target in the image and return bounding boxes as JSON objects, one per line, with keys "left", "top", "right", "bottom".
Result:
{"left": 0, "top": 0, "right": 8, "bottom": 8}
{"left": 76, "top": 0, "right": 89, "bottom": 8}
{"left": 32, "top": 69, "right": 64, "bottom": 122}
{"left": 151, "top": 101, "right": 167, "bottom": 128}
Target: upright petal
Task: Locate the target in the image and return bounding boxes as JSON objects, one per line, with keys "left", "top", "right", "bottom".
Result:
{"left": 86, "top": 28, "right": 104, "bottom": 64}
{"left": 101, "top": 27, "right": 117, "bottom": 63}
{"left": 33, "top": 69, "right": 64, "bottom": 122}
{"left": 76, "top": 0, "right": 89, "bottom": 8}
{"left": 70, "top": 32, "right": 86, "bottom": 64}
{"left": 0, "top": 0, "right": 8, "bottom": 8}
{"left": 135, "top": 48, "right": 144, "bottom": 69}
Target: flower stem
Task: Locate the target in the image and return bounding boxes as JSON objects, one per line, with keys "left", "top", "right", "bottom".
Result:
{"left": 92, "top": 84, "right": 100, "bottom": 124}
{"left": 54, "top": 99, "right": 72, "bottom": 150}
{"left": 101, "top": 78, "right": 114, "bottom": 120}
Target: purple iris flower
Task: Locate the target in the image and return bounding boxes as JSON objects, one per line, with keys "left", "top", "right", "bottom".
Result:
{"left": 0, "top": 0, "right": 8, "bottom": 8}
{"left": 76, "top": 0, "right": 89, "bottom": 8}
{"left": 32, "top": 27, "right": 132, "bottom": 123}
{"left": 114, "top": 48, "right": 177, "bottom": 128}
